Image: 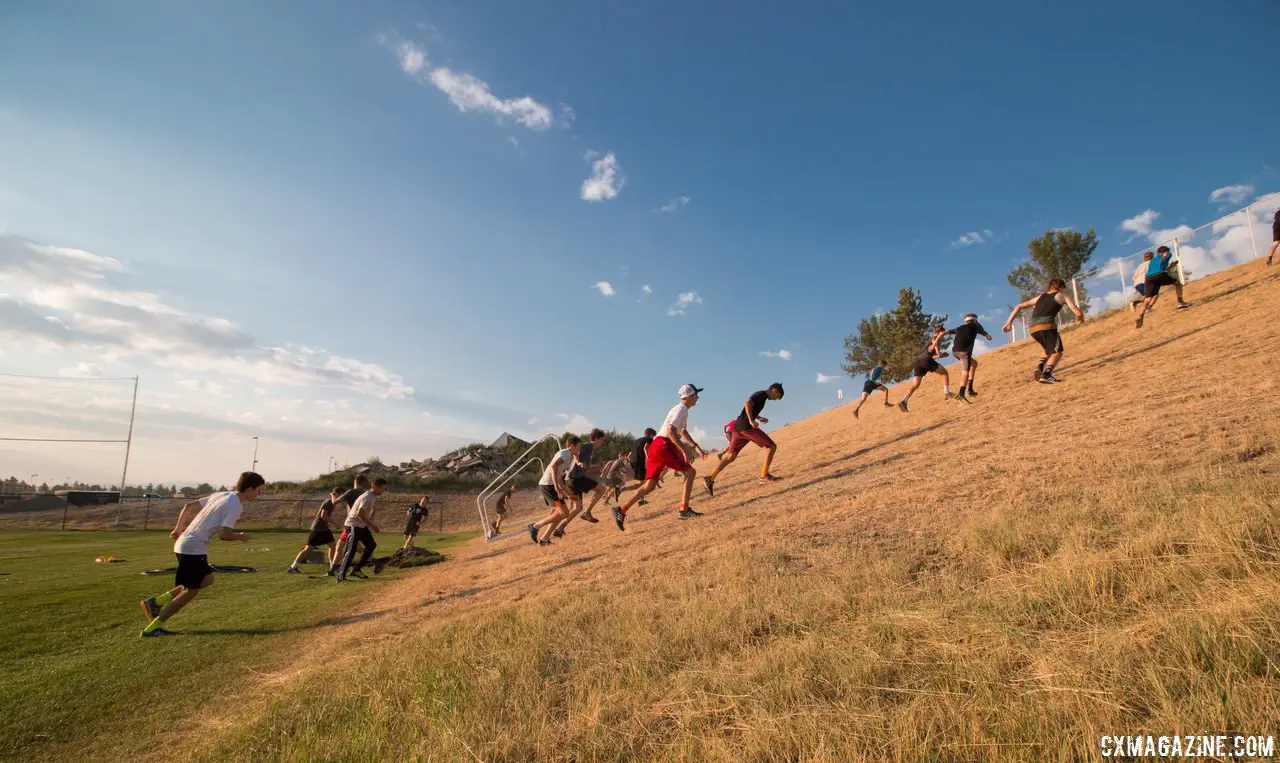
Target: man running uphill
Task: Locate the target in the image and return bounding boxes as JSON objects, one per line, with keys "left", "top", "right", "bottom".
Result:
{"left": 852, "top": 360, "right": 891, "bottom": 418}
{"left": 336, "top": 478, "right": 386, "bottom": 582}
{"left": 703, "top": 383, "right": 784, "bottom": 497}
{"left": 947, "top": 314, "right": 993, "bottom": 402}
{"left": 1003, "top": 278, "right": 1084, "bottom": 384}
{"left": 1135, "top": 245, "right": 1190, "bottom": 328}
{"left": 897, "top": 325, "right": 951, "bottom": 413}
{"left": 613, "top": 384, "right": 708, "bottom": 530}
{"left": 138, "top": 472, "right": 264, "bottom": 637}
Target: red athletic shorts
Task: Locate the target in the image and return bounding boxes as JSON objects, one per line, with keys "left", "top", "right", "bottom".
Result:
{"left": 645, "top": 436, "right": 691, "bottom": 480}
{"left": 727, "top": 426, "right": 775, "bottom": 456}
{"left": 338, "top": 527, "right": 350, "bottom": 543}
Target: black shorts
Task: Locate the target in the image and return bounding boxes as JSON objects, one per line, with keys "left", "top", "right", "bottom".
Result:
{"left": 1143, "top": 272, "right": 1177, "bottom": 295}
{"left": 1273, "top": 222, "right": 1279, "bottom": 243}
{"left": 862, "top": 380, "right": 884, "bottom": 395}
{"left": 404, "top": 520, "right": 422, "bottom": 537}
{"left": 175, "top": 553, "right": 214, "bottom": 590}
{"left": 306, "top": 527, "right": 335, "bottom": 547}
{"left": 539, "top": 484, "right": 561, "bottom": 506}
{"left": 1031, "top": 328, "right": 1063, "bottom": 355}
{"left": 631, "top": 461, "right": 645, "bottom": 481}
{"left": 912, "top": 359, "right": 941, "bottom": 378}
{"left": 568, "top": 475, "right": 598, "bottom": 496}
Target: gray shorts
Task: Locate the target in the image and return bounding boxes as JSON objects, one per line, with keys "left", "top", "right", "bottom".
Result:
{"left": 953, "top": 351, "right": 975, "bottom": 371}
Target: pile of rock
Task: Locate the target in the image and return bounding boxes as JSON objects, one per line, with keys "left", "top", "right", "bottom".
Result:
{"left": 379, "top": 447, "right": 518, "bottom": 479}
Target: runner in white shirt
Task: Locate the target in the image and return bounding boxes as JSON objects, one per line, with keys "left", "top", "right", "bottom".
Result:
{"left": 612, "top": 384, "right": 708, "bottom": 531}
{"left": 138, "top": 472, "right": 265, "bottom": 638}
{"left": 336, "top": 478, "right": 387, "bottom": 581}
{"left": 527, "top": 436, "right": 581, "bottom": 544}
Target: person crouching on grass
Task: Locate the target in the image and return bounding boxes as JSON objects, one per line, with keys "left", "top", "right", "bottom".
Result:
{"left": 336, "top": 478, "right": 386, "bottom": 582}
{"left": 612, "top": 384, "right": 709, "bottom": 531}
{"left": 403, "top": 495, "right": 430, "bottom": 548}
{"left": 288, "top": 486, "right": 341, "bottom": 573}
{"left": 138, "top": 472, "right": 264, "bottom": 638}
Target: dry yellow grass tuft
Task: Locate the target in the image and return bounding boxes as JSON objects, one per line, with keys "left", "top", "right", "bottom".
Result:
{"left": 163, "top": 260, "right": 1280, "bottom": 762}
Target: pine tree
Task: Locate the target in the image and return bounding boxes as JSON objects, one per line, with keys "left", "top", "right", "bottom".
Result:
{"left": 843, "top": 288, "right": 948, "bottom": 384}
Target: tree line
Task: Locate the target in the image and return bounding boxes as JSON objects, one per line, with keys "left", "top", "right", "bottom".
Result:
{"left": 843, "top": 227, "right": 1098, "bottom": 382}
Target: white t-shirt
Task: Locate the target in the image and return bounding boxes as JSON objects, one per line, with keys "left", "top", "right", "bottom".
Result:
{"left": 173, "top": 492, "right": 243, "bottom": 555}
{"left": 660, "top": 402, "right": 690, "bottom": 440}
{"left": 344, "top": 490, "right": 378, "bottom": 528}
{"left": 539, "top": 449, "right": 573, "bottom": 486}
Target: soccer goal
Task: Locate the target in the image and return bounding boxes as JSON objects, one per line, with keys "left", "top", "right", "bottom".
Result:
{"left": 475, "top": 433, "right": 561, "bottom": 542}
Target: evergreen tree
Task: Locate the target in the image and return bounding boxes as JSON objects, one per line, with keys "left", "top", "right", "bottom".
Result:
{"left": 843, "top": 288, "right": 948, "bottom": 384}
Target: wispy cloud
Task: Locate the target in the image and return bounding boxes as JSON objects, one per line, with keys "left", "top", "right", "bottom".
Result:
{"left": 666, "top": 291, "right": 702, "bottom": 317}
{"left": 378, "top": 30, "right": 556, "bottom": 131}
{"left": 581, "top": 152, "right": 623, "bottom": 202}
{"left": 1120, "top": 209, "right": 1160, "bottom": 242}
{"left": 654, "top": 196, "right": 690, "bottom": 213}
{"left": 759, "top": 349, "right": 793, "bottom": 360}
{"left": 815, "top": 372, "right": 838, "bottom": 384}
{"left": 1208, "top": 184, "right": 1254, "bottom": 206}
{"left": 948, "top": 229, "right": 994, "bottom": 250}
{"left": 641, "top": 284, "right": 652, "bottom": 296}
{"left": 594, "top": 281, "right": 615, "bottom": 297}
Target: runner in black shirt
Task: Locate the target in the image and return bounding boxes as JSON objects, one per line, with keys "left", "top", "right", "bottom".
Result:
{"left": 327, "top": 475, "right": 370, "bottom": 575}
{"left": 288, "top": 487, "right": 342, "bottom": 573}
{"left": 897, "top": 325, "right": 951, "bottom": 413}
{"left": 628, "top": 428, "right": 657, "bottom": 505}
{"left": 403, "top": 495, "right": 430, "bottom": 549}
{"left": 703, "top": 383, "right": 784, "bottom": 496}
{"left": 1003, "top": 278, "right": 1084, "bottom": 384}
{"left": 945, "top": 314, "right": 993, "bottom": 402}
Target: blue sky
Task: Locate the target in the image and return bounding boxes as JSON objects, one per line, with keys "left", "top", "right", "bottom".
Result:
{"left": 1, "top": 0, "right": 1277, "bottom": 484}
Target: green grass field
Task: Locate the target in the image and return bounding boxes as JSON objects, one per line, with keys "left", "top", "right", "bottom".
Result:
{"left": 0, "top": 529, "right": 475, "bottom": 762}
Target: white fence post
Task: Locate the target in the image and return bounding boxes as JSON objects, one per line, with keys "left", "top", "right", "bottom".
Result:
{"left": 1173, "top": 239, "right": 1187, "bottom": 284}
{"left": 1246, "top": 204, "right": 1259, "bottom": 259}
{"left": 1072, "top": 277, "right": 1080, "bottom": 311}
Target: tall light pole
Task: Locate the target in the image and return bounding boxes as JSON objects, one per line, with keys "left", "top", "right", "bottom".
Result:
{"left": 251, "top": 437, "right": 259, "bottom": 472}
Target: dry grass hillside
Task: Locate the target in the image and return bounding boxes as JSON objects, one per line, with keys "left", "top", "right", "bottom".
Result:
{"left": 156, "top": 260, "right": 1279, "bottom": 762}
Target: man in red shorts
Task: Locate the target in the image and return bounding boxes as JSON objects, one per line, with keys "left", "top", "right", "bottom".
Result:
{"left": 612, "top": 384, "right": 708, "bottom": 530}
{"left": 702, "top": 383, "right": 784, "bottom": 497}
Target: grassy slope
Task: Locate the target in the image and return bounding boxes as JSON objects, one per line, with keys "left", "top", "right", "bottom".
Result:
{"left": 170, "top": 261, "right": 1280, "bottom": 761}
{"left": 0, "top": 529, "right": 475, "bottom": 762}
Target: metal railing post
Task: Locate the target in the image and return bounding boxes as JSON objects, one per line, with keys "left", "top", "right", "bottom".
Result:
{"left": 143, "top": 496, "right": 151, "bottom": 531}
{"left": 1173, "top": 239, "right": 1186, "bottom": 284}
{"left": 1246, "top": 204, "right": 1259, "bottom": 259}
{"left": 1071, "top": 277, "right": 1081, "bottom": 314}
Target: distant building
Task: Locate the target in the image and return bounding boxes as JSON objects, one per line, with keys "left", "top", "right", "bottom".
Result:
{"left": 490, "top": 432, "right": 530, "bottom": 449}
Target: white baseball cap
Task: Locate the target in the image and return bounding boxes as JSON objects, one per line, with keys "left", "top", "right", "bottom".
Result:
{"left": 678, "top": 384, "right": 704, "bottom": 399}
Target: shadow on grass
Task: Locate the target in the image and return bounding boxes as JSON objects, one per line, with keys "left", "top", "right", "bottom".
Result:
{"left": 730, "top": 452, "right": 909, "bottom": 511}
{"left": 415, "top": 555, "right": 598, "bottom": 609}
{"left": 809, "top": 421, "right": 949, "bottom": 472}
{"left": 1076, "top": 320, "right": 1225, "bottom": 373}
{"left": 180, "top": 609, "right": 393, "bottom": 636}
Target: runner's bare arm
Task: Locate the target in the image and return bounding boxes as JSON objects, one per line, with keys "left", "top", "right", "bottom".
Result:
{"left": 169, "top": 500, "right": 202, "bottom": 539}
{"left": 1003, "top": 298, "right": 1037, "bottom": 332}
{"left": 680, "top": 429, "right": 706, "bottom": 458}
{"left": 218, "top": 526, "right": 249, "bottom": 542}
{"left": 1063, "top": 294, "right": 1085, "bottom": 322}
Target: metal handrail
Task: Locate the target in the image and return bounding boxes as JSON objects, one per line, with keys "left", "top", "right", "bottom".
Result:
{"left": 474, "top": 433, "right": 562, "bottom": 540}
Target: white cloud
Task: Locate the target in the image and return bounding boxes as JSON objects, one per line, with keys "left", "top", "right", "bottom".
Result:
{"left": 641, "top": 284, "right": 653, "bottom": 296}
{"left": 581, "top": 152, "right": 623, "bottom": 202}
{"left": 0, "top": 233, "right": 415, "bottom": 400}
{"left": 176, "top": 378, "right": 227, "bottom": 396}
{"left": 59, "top": 361, "right": 103, "bottom": 378}
{"left": 816, "top": 372, "right": 837, "bottom": 384}
{"left": 1208, "top": 184, "right": 1254, "bottom": 206}
{"left": 948, "top": 230, "right": 991, "bottom": 249}
{"left": 554, "top": 412, "right": 595, "bottom": 432}
{"left": 689, "top": 426, "right": 709, "bottom": 444}
{"left": 759, "top": 349, "right": 792, "bottom": 360}
{"left": 654, "top": 196, "right": 690, "bottom": 213}
{"left": 508, "top": 136, "right": 519, "bottom": 148}
{"left": 429, "top": 68, "right": 554, "bottom": 130}
{"left": 1121, "top": 209, "right": 1160, "bottom": 242}
{"left": 594, "top": 281, "right": 616, "bottom": 297}
{"left": 666, "top": 291, "right": 702, "bottom": 317}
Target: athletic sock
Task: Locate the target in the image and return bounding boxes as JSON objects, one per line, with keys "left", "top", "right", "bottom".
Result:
{"left": 943, "top": 384, "right": 951, "bottom": 396}
{"left": 1043, "top": 365, "right": 1054, "bottom": 376}
{"left": 142, "top": 617, "right": 164, "bottom": 633}
{"left": 154, "top": 591, "right": 174, "bottom": 607}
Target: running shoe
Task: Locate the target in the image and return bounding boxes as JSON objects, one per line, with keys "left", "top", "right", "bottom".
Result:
{"left": 612, "top": 506, "right": 626, "bottom": 531}
{"left": 967, "top": 387, "right": 977, "bottom": 397}
{"left": 1039, "top": 372, "right": 1062, "bottom": 384}
{"left": 678, "top": 507, "right": 704, "bottom": 519}
{"left": 703, "top": 476, "right": 716, "bottom": 497}
{"left": 350, "top": 570, "right": 369, "bottom": 579}
{"left": 140, "top": 597, "right": 160, "bottom": 620}
{"left": 1176, "top": 302, "right": 1191, "bottom": 310}
{"left": 1033, "top": 366, "right": 1044, "bottom": 381}
{"left": 1135, "top": 315, "right": 1144, "bottom": 328}
{"left": 286, "top": 566, "right": 301, "bottom": 574}
{"left": 760, "top": 473, "right": 780, "bottom": 484}
{"left": 373, "top": 559, "right": 389, "bottom": 575}
{"left": 140, "top": 626, "right": 176, "bottom": 638}
{"left": 637, "top": 499, "right": 648, "bottom": 506}
{"left": 581, "top": 512, "right": 600, "bottom": 524}
{"left": 325, "top": 569, "right": 335, "bottom": 577}
{"left": 851, "top": 407, "right": 860, "bottom": 418}
{"left": 538, "top": 539, "right": 553, "bottom": 546}
{"left": 335, "top": 576, "right": 347, "bottom": 583}
{"left": 552, "top": 528, "right": 565, "bottom": 538}
{"left": 897, "top": 400, "right": 909, "bottom": 413}
{"left": 528, "top": 523, "right": 539, "bottom": 544}
{"left": 956, "top": 390, "right": 972, "bottom": 404}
